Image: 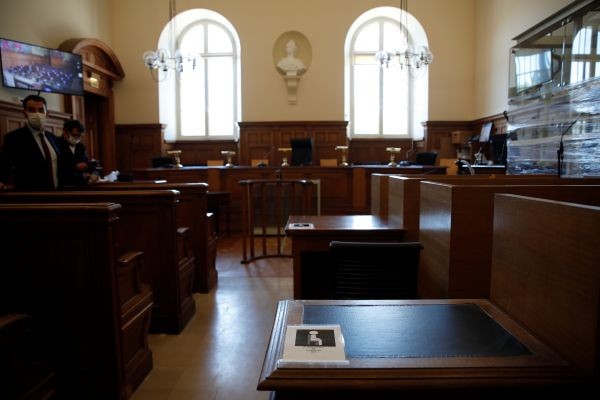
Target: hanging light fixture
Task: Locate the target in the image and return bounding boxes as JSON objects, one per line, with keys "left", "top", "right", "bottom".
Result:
{"left": 375, "top": 0, "right": 433, "bottom": 71}
{"left": 142, "top": 0, "right": 199, "bottom": 78}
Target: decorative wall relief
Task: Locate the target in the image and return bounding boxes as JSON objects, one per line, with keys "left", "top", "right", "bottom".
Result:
{"left": 273, "top": 31, "right": 312, "bottom": 105}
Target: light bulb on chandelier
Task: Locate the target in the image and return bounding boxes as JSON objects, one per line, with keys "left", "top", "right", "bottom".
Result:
{"left": 142, "top": 49, "right": 199, "bottom": 73}
{"left": 375, "top": 45, "right": 433, "bottom": 70}
{"left": 142, "top": 0, "right": 200, "bottom": 81}
{"left": 375, "top": 0, "right": 433, "bottom": 73}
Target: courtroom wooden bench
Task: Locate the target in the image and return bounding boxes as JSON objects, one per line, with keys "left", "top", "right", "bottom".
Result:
{"left": 0, "top": 190, "right": 194, "bottom": 334}
{"left": 382, "top": 174, "right": 593, "bottom": 241}
{"left": 491, "top": 193, "right": 600, "bottom": 381}
{"left": 85, "top": 182, "right": 216, "bottom": 293}
{"left": 0, "top": 313, "right": 56, "bottom": 400}
{"left": 418, "top": 183, "right": 600, "bottom": 299}
{"left": 0, "top": 203, "right": 152, "bottom": 399}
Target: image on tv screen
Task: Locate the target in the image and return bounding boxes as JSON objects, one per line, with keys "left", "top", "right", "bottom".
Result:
{"left": 0, "top": 38, "right": 84, "bottom": 96}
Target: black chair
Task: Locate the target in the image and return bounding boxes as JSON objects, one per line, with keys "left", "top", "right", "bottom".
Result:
{"left": 414, "top": 152, "right": 438, "bottom": 166}
{"left": 290, "top": 138, "right": 313, "bottom": 166}
{"left": 151, "top": 156, "right": 176, "bottom": 168}
{"left": 329, "top": 241, "right": 423, "bottom": 300}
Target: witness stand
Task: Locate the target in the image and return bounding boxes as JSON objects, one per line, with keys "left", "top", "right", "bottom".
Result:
{"left": 239, "top": 179, "right": 315, "bottom": 263}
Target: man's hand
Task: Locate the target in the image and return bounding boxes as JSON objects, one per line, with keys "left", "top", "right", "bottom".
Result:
{"left": 76, "top": 162, "right": 88, "bottom": 171}
{"left": 0, "top": 181, "right": 6, "bottom": 191}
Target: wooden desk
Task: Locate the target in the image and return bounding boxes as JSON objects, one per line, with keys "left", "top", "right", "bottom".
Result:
{"left": 258, "top": 299, "right": 581, "bottom": 400}
{"left": 285, "top": 215, "right": 405, "bottom": 299}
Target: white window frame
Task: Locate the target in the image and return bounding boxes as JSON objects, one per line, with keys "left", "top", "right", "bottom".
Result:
{"left": 157, "top": 9, "right": 241, "bottom": 141}
{"left": 344, "top": 7, "right": 430, "bottom": 140}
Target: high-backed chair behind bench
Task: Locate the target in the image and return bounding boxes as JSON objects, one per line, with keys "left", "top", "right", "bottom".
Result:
{"left": 415, "top": 151, "right": 438, "bottom": 165}
{"left": 329, "top": 241, "right": 423, "bottom": 299}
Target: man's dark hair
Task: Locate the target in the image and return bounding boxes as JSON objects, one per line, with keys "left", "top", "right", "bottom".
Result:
{"left": 22, "top": 94, "right": 47, "bottom": 110}
{"left": 63, "top": 119, "right": 85, "bottom": 133}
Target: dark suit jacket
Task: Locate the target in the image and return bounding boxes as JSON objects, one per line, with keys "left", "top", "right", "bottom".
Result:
{"left": 0, "top": 125, "right": 65, "bottom": 190}
{"left": 57, "top": 136, "right": 90, "bottom": 186}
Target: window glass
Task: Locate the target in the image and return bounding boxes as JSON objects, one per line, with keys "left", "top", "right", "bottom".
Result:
{"left": 207, "top": 23, "right": 232, "bottom": 53}
{"left": 207, "top": 57, "right": 234, "bottom": 135}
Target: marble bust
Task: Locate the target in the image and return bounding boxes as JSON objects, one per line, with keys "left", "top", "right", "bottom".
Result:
{"left": 277, "top": 40, "right": 306, "bottom": 76}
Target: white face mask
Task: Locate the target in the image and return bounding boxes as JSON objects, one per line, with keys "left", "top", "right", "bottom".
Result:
{"left": 67, "top": 136, "right": 81, "bottom": 146}
{"left": 27, "top": 112, "right": 46, "bottom": 130}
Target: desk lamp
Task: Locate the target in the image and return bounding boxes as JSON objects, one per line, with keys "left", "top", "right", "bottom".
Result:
{"left": 278, "top": 147, "right": 291, "bottom": 167}
{"left": 166, "top": 150, "right": 183, "bottom": 168}
{"left": 335, "top": 145, "right": 349, "bottom": 166}
{"left": 220, "top": 150, "right": 236, "bottom": 168}
{"left": 386, "top": 147, "right": 402, "bottom": 167}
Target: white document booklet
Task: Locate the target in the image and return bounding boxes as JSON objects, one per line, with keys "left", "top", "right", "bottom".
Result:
{"left": 279, "top": 324, "right": 349, "bottom": 365}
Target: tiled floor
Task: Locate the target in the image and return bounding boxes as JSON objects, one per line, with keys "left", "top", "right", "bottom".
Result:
{"left": 131, "top": 235, "right": 293, "bottom": 400}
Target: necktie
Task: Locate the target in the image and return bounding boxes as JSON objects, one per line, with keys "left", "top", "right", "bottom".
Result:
{"left": 38, "top": 133, "right": 56, "bottom": 189}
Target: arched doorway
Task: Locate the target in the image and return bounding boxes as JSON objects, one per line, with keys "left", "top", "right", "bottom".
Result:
{"left": 59, "top": 38, "right": 125, "bottom": 173}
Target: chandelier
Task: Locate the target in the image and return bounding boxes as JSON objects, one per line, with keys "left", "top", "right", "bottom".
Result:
{"left": 375, "top": 0, "right": 433, "bottom": 70}
{"left": 142, "top": 0, "right": 199, "bottom": 77}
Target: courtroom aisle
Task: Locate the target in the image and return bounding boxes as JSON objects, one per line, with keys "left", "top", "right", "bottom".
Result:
{"left": 131, "top": 235, "right": 293, "bottom": 400}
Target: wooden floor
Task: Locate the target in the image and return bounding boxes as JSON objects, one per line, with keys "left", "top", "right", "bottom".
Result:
{"left": 130, "top": 234, "right": 293, "bottom": 400}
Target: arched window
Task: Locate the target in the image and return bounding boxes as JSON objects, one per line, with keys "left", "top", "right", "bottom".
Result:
{"left": 158, "top": 9, "right": 240, "bottom": 140}
{"left": 344, "top": 7, "right": 430, "bottom": 139}
{"left": 570, "top": 15, "right": 600, "bottom": 84}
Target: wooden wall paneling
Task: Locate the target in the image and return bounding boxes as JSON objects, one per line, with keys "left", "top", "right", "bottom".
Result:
{"left": 238, "top": 121, "right": 348, "bottom": 166}
{"left": 348, "top": 138, "right": 415, "bottom": 165}
{"left": 166, "top": 140, "right": 238, "bottom": 166}
{"left": 115, "top": 123, "right": 166, "bottom": 170}
{"left": 491, "top": 194, "right": 600, "bottom": 374}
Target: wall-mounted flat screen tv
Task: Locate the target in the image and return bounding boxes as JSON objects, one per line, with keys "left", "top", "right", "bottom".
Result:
{"left": 0, "top": 38, "right": 83, "bottom": 96}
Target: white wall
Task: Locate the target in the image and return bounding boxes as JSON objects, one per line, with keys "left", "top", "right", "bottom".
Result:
{"left": 474, "top": 0, "right": 571, "bottom": 118}
{"left": 109, "top": 0, "right": 476, "bottom": 125}
{"left": 0, "top": 0, "right": 571, "bottom": 125}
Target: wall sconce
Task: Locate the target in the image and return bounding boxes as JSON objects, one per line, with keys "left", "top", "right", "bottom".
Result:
{"left": 87, "top": 72, "right": 100, "bottom": 89}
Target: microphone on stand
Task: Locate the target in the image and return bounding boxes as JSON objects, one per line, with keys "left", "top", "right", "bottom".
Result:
{"left": 557, "top": 120, "right": 577, "bottom": 178}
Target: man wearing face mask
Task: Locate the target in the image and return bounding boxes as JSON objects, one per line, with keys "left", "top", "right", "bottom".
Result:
{"left": 58, "top": 119, "right": 98, "bottom": 186}
{"left": 0, "top": 94, "right": 64, "bottom": 191}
